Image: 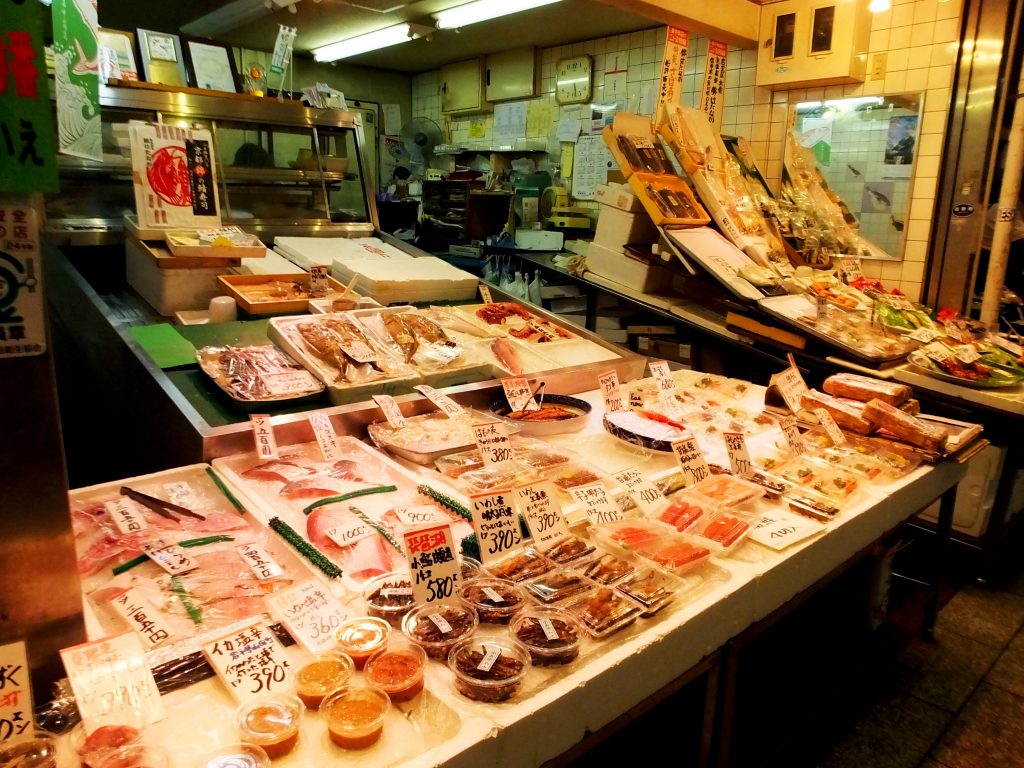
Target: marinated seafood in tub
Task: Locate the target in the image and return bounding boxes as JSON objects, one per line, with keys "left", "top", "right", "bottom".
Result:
{"left": 196, "top": 345, "right": 324, "bottom": 403}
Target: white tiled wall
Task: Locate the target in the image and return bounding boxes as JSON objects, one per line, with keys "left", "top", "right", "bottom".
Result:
{"left": 409, "top": 0, "right": 963, "bottom": 300}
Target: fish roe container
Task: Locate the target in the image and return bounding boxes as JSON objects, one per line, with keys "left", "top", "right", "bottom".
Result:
{"left": 364, "top": 640, "right": 428, "bottom": 702}
{"left": 321, "top": 686, "right": 391, "bottom": 750}
{"left": 335, "top": 616, "right": 391, "bottom": 670}
{"left": 234, "top": 693, "right": 304, "bottom": 759}
{"left": 294, "top": 651, "right": 355, "bottom": 709}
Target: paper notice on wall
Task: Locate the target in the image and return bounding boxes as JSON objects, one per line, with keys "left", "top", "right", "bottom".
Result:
{"left": 556, "top": 108, "right": 583, "bottom": 142}
{"left": 493, "top": 102, "right": 528, "bottom": 147}
{"left": 526, "top": 100, "right": 552, "bottom": 138}
{"left": 51, "top": 0, "right": 102, "bottom": 161}
{"left": 382, "top": 104, "right": 402, "bottom": 135}
{"left": 655, "top": 27, "right": 689, "bottom": 121}
{"left": 699, "top": 40, "right": 728, "bottom": 132}
{"left": 270, "top": 25, "right": 297, "bottom": 75}
{"left": 571, "top": 134, "right": 614, "bottom": 200}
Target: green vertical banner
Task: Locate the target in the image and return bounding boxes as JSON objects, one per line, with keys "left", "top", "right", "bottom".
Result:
{"left": 0, "top": 0, "right": 58, "bottom": 193}
{"left": 51, "top": 0, "right": 102, "bottom": 161}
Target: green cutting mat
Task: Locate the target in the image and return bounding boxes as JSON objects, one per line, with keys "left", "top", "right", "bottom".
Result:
{"left": 128, "top": 324, "right": 197, "bottom": 369}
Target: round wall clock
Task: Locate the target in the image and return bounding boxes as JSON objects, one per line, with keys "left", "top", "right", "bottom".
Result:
{"left": 555, "top": 55, "right": 593, "bottom": 105}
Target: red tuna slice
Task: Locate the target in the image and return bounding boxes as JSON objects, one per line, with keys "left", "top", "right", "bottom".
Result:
{"left": 243, "top": 458, "right": 316, "bottom": 483}
{"left": 77, "top": 532, "right": 147, "bottom": 576}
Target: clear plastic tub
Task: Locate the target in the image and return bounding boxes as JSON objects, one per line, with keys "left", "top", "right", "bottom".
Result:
{"left": 635, "top": 533, "right": 712, "bottom": 575}
{"left": 321, "top": 685, "right": 391, "bottom": 749}
{"left": 448, "top": 636, "right": 532, "bottom": 702}
{"left": 691, "top": 509, "right": 756, "bottom": 555}
{"left": 521, "top": 567, "right": 597, "bottom": 605}
{"left": 565, "top": 586, "right": 644, "bottom": 639}
{"left": 484, "top": 548, "right": 555, "bottom": 583}
{"left": 614, "top": 565, "right": 683, "bottom": 616}
{"left": 591, "top": 518, "right": 667, "bottom": 553}
{"left": 197, "top": 742, "right": 271, "bottom": 768}
{"left": 364, "top": 640, "right": 428, "bottom": 702}
{"left": 691, "top": 474, "right": 766, "bottom": 506}
{"left": 294, "top": 652, "right": 355, "bottom": 709}
{"left": 402, "top": 598, "right": 479, "bottom": 660}
{"left": 510, "top": 605, "right": 584, "bottom": 665}
{"left": 655, "top": 491, "right": 717, "bottom": 533}
{"left": 234, "top": 693, "right": 303, "bottom": 760}
{"left": 574, "top": 548, "right": 637, "bottom": 586}
{"left": 539, "top": 533, "right": 596, "bottom": 565}
{"left": 335, "top": 616, "right": 391, "bottom": 670}
{"left": 458, "top": 577, "right": 528, "bottom": 624}
{"left": 363, "top": 572, "right": 416, "bottom": 628}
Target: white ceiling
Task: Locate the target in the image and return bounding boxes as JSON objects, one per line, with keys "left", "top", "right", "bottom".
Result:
{"left": 97, "top": 0, "right": 669, "bottom": 73}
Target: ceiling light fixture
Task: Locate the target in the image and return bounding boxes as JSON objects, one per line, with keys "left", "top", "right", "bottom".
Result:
{"left": 434, "top": 0, "right": 562, "bottom": 30}
{"left": 869, "top": 0, "right": 891, "bottom": 12}
{"left": 312, "top": 22, "right": 434, "bottom": 62}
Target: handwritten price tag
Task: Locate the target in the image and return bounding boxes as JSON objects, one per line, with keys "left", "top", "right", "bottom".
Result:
{"left": 839, "top": 257, "right": 862, "bottom": 284}
{"left": 479, "top": 283, "right": 494, "bottom": 304}
{"left": 612, "top": 467, "right": 664, "bottom": 514}
{"left": 908, "top": 327, "right": 939, "bottom": 343}
{"left": 310, "top": 264, "right": 330, "bottom": 294}
{"left": 203, "top": 620, "right": 293, "bottom": 704}
{"left": 309, "top": 412, "right": 342, "bottom": 462}
{"left": 59, "top": 632, "right": 164, "bottom": 732}
{"left": 0, "top": 641, "right": 32, "bottom": 743}
{"left": 261, "top": 370, "right": 319, "bottom": 397}
{"left": 105, "top": 498, "right": 148, "bottom": 534}
{"left": 393, "top": 505, "right": 450, "bottom": 527}
{"left": 629, "top": 388, "right": 644, "bottom": 409}
{"left": 598, "top": 369, "right": 623, "bottom": 412}
{"left": 323, "top": 517, "right": 375, "bottom": 549}
{"left": 648, "top": 359, "right": 673, "bottom": 384}
{"left": 953, "top": 344, "right": 981, "bottom": 364}
{"left": 414, "top": 384, "right": 466, "bottom": 418}
{"left": 994, "top": 335, "right": 1024, "bottom": 356}
{"left": 672, "top": 436, "right": 710, "bottom": 487}
{"left": 105, "top": 586, "right": 177, "bottom": 649}
{"left": 268, "top": 580, "right": 349, "bottom": 654}
{"left": 816, "top": 296, "right": 828, "bottom": 322}
{"left": 372, "top": 394, "right": 407, "bottom": 428}
{"left": 724, "top": 432, "right": 753, "bottom": 477}
{"left": 514, "top": 481, "right": 570, "bottom": 550}
{"left": 749, "top": 511, "right": 821, "bottom": 550}
{"left": 568, "top": 483, "right": 623, "bottom": 525}
{"left": 404, "top": 524, "right": 461, "bottom": 604}
{"left": 770, "top": 366, "right": 809, "bottom": 413}
{"left": 502, "top": 376, "right": 538, "bottom": 412}
{"left": 779, "top": 416, "right": 807, "bottom": 456}
{"left": 813, "top": 408, "right": 847, "bottom": 445}
{"left": 250, "top": 414, "right": 279, "bottom": 460}
{"left": 236, "top": 543, "right": 284, "bottom": 580}
{"left": 142, "top": 539, "right": 198, "bottom": 576}
{"left": 472, "top": 421, "right": 514, "bottom": 467}
{"left": 471, "top": 491, "right": 523, "bottom": 565}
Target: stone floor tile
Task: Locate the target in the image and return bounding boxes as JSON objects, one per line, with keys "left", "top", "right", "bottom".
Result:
{"left": 931, "top": 682, "right": 1024, "bottom": 768}
{"left": 987, "top": 629, "right": 1024, "bottom": 699}
{"left": 890, "top": 627, "right": 1001, "bottom": 711}
{"left": 935, "top": 586, "right": 1024, "bottom": 648}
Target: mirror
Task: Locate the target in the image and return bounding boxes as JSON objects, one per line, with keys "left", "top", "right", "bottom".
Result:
{"left": 789, "top": 92, "right": 923, "bottom": 261}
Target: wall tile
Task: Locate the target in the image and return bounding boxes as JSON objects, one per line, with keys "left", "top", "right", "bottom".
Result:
{"left": 893, "top": 3, "right": 916, "bottom": 26}
{"left": 905, "top": 68, "right": 930, "bottom": 91}
{"left": 911, "top": 22, "right": 937, "bottom": 48}
{"left": 914, "top": 0, "right": 939, "bottom": 24}
{"left": 890, "top": 26, "right": 912, "bottom": 48}
{"left": 927, "top": 64, "right": 953, "bottom": 88}
{"left": 871, "top": 29, "right": 892, "bottom": 52}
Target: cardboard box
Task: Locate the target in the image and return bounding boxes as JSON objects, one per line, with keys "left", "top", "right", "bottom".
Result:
{"left": 634, "top": 335, "right": 693, "bottom": 366}
{"left": 594, "top": 204, "right": 659, "bottom": 248}
{"left": 585, "top": 241, "right": 673, "bottom": 294}
{"left": 595, "top": 183, "right": 645, "bottom": 212}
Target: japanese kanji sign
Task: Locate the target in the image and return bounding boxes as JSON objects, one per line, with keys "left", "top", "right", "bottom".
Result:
{"left": 203, "top": 620, "right": 293, "bottom": 703}
{"left": 268, "top": 580, "right": 349, "bottom": 654}
{"left": 699, "top": 40, "right": 729, "bottom": 132}
{"left": 403, "top": 523, "right": 461, "bottom": 605}
{"left": 655, "top": 27, "right": 689, "bottom": 121}
{"left": 0, "top": 205, "right": 46, "bottom": 358}
{"left": 0, "top": 641, "right": 32, "bottom": 743}
{"left": 51, "top": 0, "right": 102, "bottom": 162}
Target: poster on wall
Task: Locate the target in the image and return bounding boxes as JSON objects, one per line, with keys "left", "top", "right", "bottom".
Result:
{"left": 655, "top": 27, "right": 688, "bottom": 120}
{"left": 699, "top": 40, "right": 728, "bottom": 132}
{"left": 885, "top": 115, "right": 918, "bottom": 165}
{"left": 0, "top": 0, "right": 58, "bottom": 193}
{"left": 0, "top": 206, "right": 47, "bottom": 358}
{"left": 51, "top": 0, "right": 103, "bottom": 162}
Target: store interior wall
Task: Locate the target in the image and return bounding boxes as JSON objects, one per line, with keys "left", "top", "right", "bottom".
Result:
{"left": 409, "top": 0, "right": 962, "bottom": 301}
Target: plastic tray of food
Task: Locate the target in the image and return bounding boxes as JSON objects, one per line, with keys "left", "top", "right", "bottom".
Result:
{"left": 801, "top": 427, "right": 922, "bottom": 478}
{"left": 778, "top": 485, "right": 844, "bottom": 522}
{"left": 654, "top": 490, "right": 719, "bottom": 533}
{"left": 564, "top": 586, "right": 644, "bottom": 639}
{"left": 543, "top": 460, "right": 614, "bottom": 498}
{"left": 769, "top": 456, "right": 864, "bottom": 505}
{"left": 458, "top": 462, "right": 541, "bottom": 494}
{"left": 195, "top": 344, "right": 326, "bottom": 409}
{"left": 689, "top": 509, "right": 757, "bottom": 555}
{"left": 457, "top": 302, "right": 579, "bottom": 345}
{"left": 570, "top": 547, "right": 638, "bottom": 586}
{"left": 690, "top": 474, "right": 766, "bottom": 506}
{"left": 520, "top": 566, "right": 598, "bottom": 606}
{"left": 483, "top": 547, "right": 556, "bottom": 583}
{"left": 367, "top": 409, "right": 495, "bottom": 466}
{"left": 634, "top": 533, "right": 713, "bottom": 575}
{"left": 613, "top": 565, "right": 682, "bottom": 616}
{"left": 591, "top": 518, "right": 669, "bottom": 554}
{"left": 537, "top": 533, "right": 597, "bottom": 565}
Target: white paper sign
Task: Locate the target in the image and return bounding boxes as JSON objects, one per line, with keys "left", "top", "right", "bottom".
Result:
{"left": 699, "top": 40, "right": 728, "bottom": 131}
{"left": 414, "top": 384, "right": 466, "bottom": 418}
{"left": 471, "top": 491, "right": 523, "bottom": 565}
{"left": 372, "top": 394, "right": 407, "bottom": 428}
{"left": 268, "top": 581, "right": 349, "bottom": 654}
{"left": 599, "top": 369, "right": 623, "bottom": 412}
{"left": 472, "top": 421, "right": 515, "bottom": 467}
{"left": 613, "top": 467, "right": 665, "bottom": 514}
{"left": 309, "top": 412, "right": 342, "bottom": 462}
{"left": 749, "top": 511, "right": 822, "bottom": 550}
{"left": 493, "top": 102, "right": 528, "bottom": 146}
{"left": 0, "top": 641, "right": 33, "bottom": 742}
{"left": 556, "top": 109, "right": 583, "bottom": 142}
{"left": 479, "top": 284, "right": 494, "bottom": 304}
{"left": 309, "top": 264, "right": 330, "bottom": 294}
{"left": 323, "top": 517, "right": 375, "bottom": 549}
{"left": 203, "top": 620, "right": 294, "bottom": 703}
{"left": 60, "top": 632, "right": 165, "bottom": 732}
{"left": 261, "top": 371, "right": 319, "bottom": 396}
{"left": 0, "top": 206, "right": 46, "bottom": 358}
{"left": 404, "top": 524, "right": 462, "bottom": 604}
{"left": 780, "top": 416, "right": 807, "bottom": 456}
{"left": 502, "top": 376, "right": 539, "bottom": 412}
{"left": 655, "top": 27, "right": 689, "bottom": 119}
{"left": 106, "top": 587, "right": 177, "bottom": 649}
{"left": 105, "top": 498, "right": 148, "bottom": 535}
{"left": 250, "top": 414, "right": 279, "bottom": 460}
{"left": 236, "top": 543, "right": 284, "bottom": 580}
{"left": 813, "top": 408, "right": 847, "bottom": 445}
{"left": 393, "top": 505, "right": 450, "bottom": 527}
{"left": 672, "top": 436, "right": 711, "bottom": 486}
{"left": 514, "top": 481, "right": 570, "bottom": 550}
{"left": 568, "top": 483, "right": 623, "bottom": 525}
{"left": 572, "top": 134, "right": 615, "bottom": 200}
{"left": 142, "top": 539, "right": 198, "bottom": 576}
{"left": 724, "top": 432, "right": 753, "bottom": 477}
{"left": 770, "top": 366, "right": 809, "bottom": 413}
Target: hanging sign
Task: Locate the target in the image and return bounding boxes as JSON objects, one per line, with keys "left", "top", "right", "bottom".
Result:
{"left": 699, "top": 40, "right": 728, "bottom": 132}
{"left": 270, "top": 25, "right": 297, "bottom": 75}
{"left": 655, "top": 27, "right": 689, "bottom": 119}
{"left": 0, "top": 641, "right": 32, "bottom": 743}
{"left": 613, "top": 467, "right": 665, "bottom": 514}
{"left": 1, "top": 0, "right": 57, "bottom": 191}
{"left": 268, "top": 580, "right": 349, "bottom": 654}
{"left": 471, "top": 490, "right": 523, "bottom": 565}
{"left": 403, "top": 523, "right": 461, "bottom": 605}
{"left": 250, "top": 414, "right": 279, "bottom": 460}
{"left": 0, "top": 206, "right": 46, "bottom": 358}
{"left": 568, "top": 483, "right": 623, "bottom": 525}
{"left": 309, "top": 412, "right": 342, "bottom": 462}
{"left": 203, "top": 620, "right": 293, "bottom": 703}
{"left": 514, "top": 481, "right": 570, "bottom": 550}
{"left": 51, "top": 0, "right": 101, "bottom": 162}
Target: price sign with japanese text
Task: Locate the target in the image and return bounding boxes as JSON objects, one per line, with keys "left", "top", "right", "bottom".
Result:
{"left": 414, "top": 384, "right": 466, "bottom": 418}
{"left": 838, "top": 257, "right": 863, "bottom": 284}
{"left": 568, "top": 483, "right": 623, "bottom": 525}
{"left": 472, "top": 421, "right": 514, "bottom": 467}
{"left": 613, "top": 467, "right": 665, "bottom": 514}
{"left": 813, "top": 408, "right": 847, "bottom": 445}
{"left": 471, "top": 490, "right": 523, "bottom": 565}
{"left": 598, "top": 369, "right": 623, "bottom": 412}
{"left": 953, "top": 344, "right": 981, "bottom": 364}
{"left": 779, "top": 416, "right": 807, "bottom": 456}
{"left": 250, "top": 414, "right": 279, "bottom": 460}
{"left": 309, "top": 412, "right": 342, "bottom": 462}
{"left": 142, "top": 539, "right": 197, "bottom": 576}
{"left": 203, "top": 620, "right": 293, "bottom": 704}
{"left": 816, "top": 296, "right": 828, "bottom": 322}
{"left": 372, "top": 394, "right": 407, "bottom": 429}
{"left": 749, "top": 511, "right": 821, "bottom": 551}
{"left": 770, "top": 365, "right": 809, "bottom": 413}
{"left": 0, "top": 641, "right": 32, "bottom": 743}
{"left": 501, "top": 376, "right": 539, "bottom": 412}
{"left": 479, "top": 283, "right": 493, "bottom": 304}
{"left": 322, "top": 516, "right": 374, "bottom": 550}
{"left": 514, "top": 481, "right": 570, "bottom": 550}
{"left": 724, "top": 432, "right": 753, "bottom": 477}
{"left": 393, "top": 505, "right": 450, "bottom": 527}
{"left": 648, "top": 360, "right": 673, "bottom": 389}
{"left": 261, "top": 371, "right": 320, "bottom": 397}
{"left": 671, "top": 436, "right": 710, "bottom": 487}
{"left": 309, "top": 264, "right": 330, "bottom": 294}
{"left": 236, "top": 543, "right": 284, "bottom": 580}
{"left": 104, "top": 498, "right": 148, "bottom": 535}
{"left": 103, "top": 585, "right": 176, "bottom": 649}
{"left": 268, "top": 580, "right": 348, "bottom": 654}
{"left": 404, "top": 523, "right": 461, "bottom": 605}
{"left": 908, "top": 327, "right": 939, "bottom": 344}
{"left": 994, "top": 335, "right": 1023, "bottom": 356}
{"left": 60, "top": 632, "right": 165, "bottom": 732}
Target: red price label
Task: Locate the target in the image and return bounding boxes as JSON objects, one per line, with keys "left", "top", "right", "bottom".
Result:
{"left": 599, "top": 369, "right": 623, "bottom": 412}
{"left": 403, "top": 524, "right": 461, "bottom": 604}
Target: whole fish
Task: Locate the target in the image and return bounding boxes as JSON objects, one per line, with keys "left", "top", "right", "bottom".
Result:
{"left": 382, "top": 313, "right": 418, "bottom": 362}
{"left": 864, "top": 185, "right": 892, "bottom": 208}
{"left": 492, "top": 338, "right": 526, "bottom": 374}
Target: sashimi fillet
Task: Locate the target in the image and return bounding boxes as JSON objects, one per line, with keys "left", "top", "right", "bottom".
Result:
{"left": 280, "top": 475, "right": 369, "bottom": 499}
{"left": 344, "top": 535, "right": 394, "bottom": 583}
{"left": 243, "top": 458, "right": 316, "bottom": 483}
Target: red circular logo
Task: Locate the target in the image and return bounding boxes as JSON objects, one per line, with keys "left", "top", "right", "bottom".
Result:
{"left": 147, "top": 146, "right": 192, "bottom": 207}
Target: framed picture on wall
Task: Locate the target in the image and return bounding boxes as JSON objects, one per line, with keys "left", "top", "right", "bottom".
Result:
{"left": 183, "top": 38, "right": 240, "bottom": 94}
{"left": 97, "top": 28, "right": 139, "bottom": 83}
{"left": 136, "top": 28, "right": 187, "bottom": 87}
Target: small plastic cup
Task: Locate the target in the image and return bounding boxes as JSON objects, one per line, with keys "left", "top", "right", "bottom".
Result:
{"left": 364, "top": 640, "right": 427, "bottom": 702}
{"left": 234, "top": 693, "right": 304, "bottom": 760}
{"left": 197, "top": 742, "right": 270, "bottom": 768}
{"left": 335, "top": 616, "right": 391, "bottom": 670}
{"left": 447, "top": 636, "right": 531, "bottom": 703}
{"left": 93, "top": 744, "right": 172, "bottom": 768}
{"left": 72, "top": 723, "right": 145, "bottom": 768}
{"left": 458, "top": 577, "right": 528, "bottom": 625}
{"left": 294, "top": 651, "right": 355, "bottom": 709}
{"left": 362, "top": 573, "right": 416, "bottom": 628}
{"left": 0, "top": 729, "right": 58, "bottom": 767}
{"left": 401, "top": 598, "right": 479, "bottom": 661}
{"left": 321, "top": 685, "right": 391, "bottom": 750}
{"left": 510, "top": 605, "right": 584, "bottom": 666}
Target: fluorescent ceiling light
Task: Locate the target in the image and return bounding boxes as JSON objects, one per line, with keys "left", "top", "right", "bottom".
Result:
{"left": 313, "top": 23, "right": 421, "bottom": 61}
{"left": 434, "top": 0, "right": 561, "bottom": 29}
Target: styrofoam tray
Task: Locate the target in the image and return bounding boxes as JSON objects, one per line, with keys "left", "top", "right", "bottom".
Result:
{"left": 664, "top": 227, "right": 765, "bottom": 301}
{"left": 274, "top": 236, "right": 414, "bottom": 271}
{"left": 331, "top": 257, "right": 479, "bottom": 305}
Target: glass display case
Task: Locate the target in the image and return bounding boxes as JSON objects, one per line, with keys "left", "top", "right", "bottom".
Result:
{"left": 45, "top": 84, "right": 377, "bottom": 245}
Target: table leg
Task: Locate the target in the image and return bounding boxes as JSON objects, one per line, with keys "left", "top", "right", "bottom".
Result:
{"left": 585, "top": 287, "right": 598, "bottom": 332}
{"left": 978, "top": 440, "right": 1021, "bottom": 584}
{"left": 924, "top": 483, "right": 957, "bottom": 639}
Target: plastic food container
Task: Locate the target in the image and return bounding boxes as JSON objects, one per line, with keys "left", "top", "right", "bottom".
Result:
{"left": 72, "top": 723, "right": 144, "bottom": 768}
{"left": 294, "top": 651, "right": 355, "bottom": 709}
{"left": 459, "top": 577, "right": 528, "bottom": 624}
{"left": 692, "top": 509, "right": 756, "bottom": 554}
{"left": 484, "top": 548, "right": 555, "bottom": 583}
{"left": 521, "top": 567, "right": 596, "bottom": 605}
{"left": 433, "top": 448, "right": 485, "bottom": 478}
{"left": 94, "top": 744, "right": 172, "bottom": 768}
{"left": 459, "top": 462, "right": 539, "bottom": 494}
{"left": 540, "top": 533, "right": 596, "bottom": 565}
{"left": 771, "top": 456, "right": 862, "bottom": 503}
{"left": 592, "top": 518, "right": 667, "bottom": 553}
{"left": 234, "top": 693, "right": 303, "bottom": 759}
{"left": 447, "top": 636, "right": 532, "bottom": 702}
{"left": 197, "top": 742, "right": 271, "bottom": 768}
{"left": 565, "top": 586, "right": 644, "bottom": 639}
{"left": 460, "top": 555, "right": 483, "bottom": 580}
{"left": 655, "top": 489, "right": 718, "bottom": 532}
{"left": 691, "top": 474, "right": 766, "bottom": 506}
{"left": 335, "top": 616, "right": 391, "bottom": 669}
{"left": 544, "top": 461, "right": 608, "bottom": 495}
{"left": 321, "top": 685, "right": 391, "bottom": 750}
{"left": 575, "top": 549, "right": 636, "bottom": 585}
{"left": 614, "top": 566, "right": 683, "bottom": 616}
{"left": 402, "top": 598, "right": 479, "bottom": 660}
{"left": 635, "top": 534, "right": 712, "bottom": 575}
{"left": 363, "top": 572, "right": 416, "bottom": 627}
{"left": 364, "top": 640, "right": 428, "bottom": 702}
{"left": 0, "top": 730, "right": 57, "bottom": 768}
{"left": 510, "top": 605, "right": 584, "bottom": 665}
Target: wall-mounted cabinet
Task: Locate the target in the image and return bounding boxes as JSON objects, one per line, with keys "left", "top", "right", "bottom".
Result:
{"left": 441, "top": 58, "right": 492, "bottom": 116}
{"left": 485, "top": 48, "right": 539, "bottom": 102}
{"left": 756, "top": 0, "right": 871, "bottom": 89}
